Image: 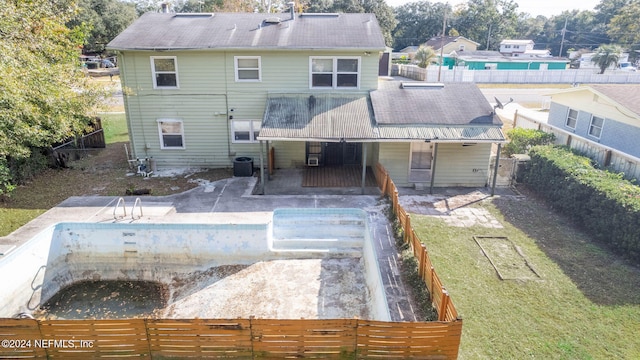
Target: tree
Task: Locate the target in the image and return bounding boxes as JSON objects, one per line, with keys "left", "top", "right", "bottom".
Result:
{"left": 0, "top": 0, "right": 106, "bottom": 194}
{"left": 415, "top": 45, "right": 437, "bottom": 68}
{"left": 392, "top": 1, "right": 451, "bottom": 51}
{"left": 607, "top": 2, "right": 640, "bottom": 50}
{"left": 591, "top": 44, "right": 623, "bottom": 73}
{"left": 69, "top": 0, "right": 138, "bottom": 53}
{"left": 452, "top": 0, "right": 520, "bottom": 50}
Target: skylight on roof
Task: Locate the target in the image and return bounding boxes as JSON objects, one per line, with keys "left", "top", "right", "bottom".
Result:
{"left": 299, "top": 13, "right": 340, "bottom": 17}
{"left": 401, "top": 82, "right": 445, "bottom": 89}
{"left": 173, "top": 13, "right": 214, "bottom": 18}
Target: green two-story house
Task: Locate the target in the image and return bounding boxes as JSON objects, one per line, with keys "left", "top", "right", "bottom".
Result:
{"left": 108, "top": 10, "right": 505, "bottom": 190}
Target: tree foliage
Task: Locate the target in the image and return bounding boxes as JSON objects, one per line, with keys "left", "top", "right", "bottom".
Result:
{"left": 415, "top": 45, "right": 437, "bottom": 68}
{"left": 68, "top": 0, "right": 138, "bottom": 53}
{"left": 451, "top": 0, "right": 520, "bottom": 50}
{"left": 392, "top": 1, "right": 450, "bottom": 51}
{"left": 0, "top": 0, "right": 106, "bottom": 194}
{"left": 607, "top": 2, "right": 640, "bottom": 49}
{"left": 591, "top": 44, "right": 623, "bottom": 73}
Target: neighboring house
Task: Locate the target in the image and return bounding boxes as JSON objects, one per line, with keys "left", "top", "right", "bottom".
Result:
{"left": 424, "top": 35, "right": 479, "bottom": 54}
{"left": 396, "top": 45, "right": 420, "bottom": 61}
{"left": 499, "top": 40, "right": 535, "bottom": 57}
{"left": 443, "top": 50, "right": 569, "bottom": 70}
{"left": 107, "top": 10, "right": 505, "bottom": 189}
{"left": 546, "top": 85, "right": 640, "bottom": 158}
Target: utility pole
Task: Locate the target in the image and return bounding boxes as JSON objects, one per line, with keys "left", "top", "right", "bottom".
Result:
{"left": 437, "top": 8, "right": 447, "bottom": 82}
{"left": 486, "top": 23, "right": 492, "bottom": 50}
{"left": 559, "top": 18, "right": 568, "bottom": 57}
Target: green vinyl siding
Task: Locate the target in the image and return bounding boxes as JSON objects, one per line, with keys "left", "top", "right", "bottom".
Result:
{"left": 271, "top": 141, "right": 306, "bottom": 168}
{"left": 377, "top": 142, "right": 492, "bottom": 187}
{"left": 377, "top": 143, "right": 410, "bottom": 186}
{"left": 432, "top": 143, "right": 491, "bottom": 186}
{"left": 119, "top": 49, "right": 380, "bottom": 169}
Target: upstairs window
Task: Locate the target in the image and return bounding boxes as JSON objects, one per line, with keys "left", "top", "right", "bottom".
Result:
{"left": 589, "top": 115, "right": 604, "bottom": 138}
{"left": 235, "top": 56, "right": 261, "bottom": 81}
{"left": 151, "top": 56, "right": 179, "bottom": 88}
{"left": 565, "top": 109, "right": 578, "bottom": 129}
{"left": 310, "top": 57, "right": 360, "bottom": 89}
{"left": 157, "top": 119, "right": 185, "bottom": 149}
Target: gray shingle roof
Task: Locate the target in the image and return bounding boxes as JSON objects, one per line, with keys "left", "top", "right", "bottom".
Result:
{"left": 589, "top": 84, "right": 640, "bottom": 118}
{"left": 370, "top": 81, "right": 502, "bottom": 126}
{"left": 107, "top": 12, "right": 385, "bottom": 51}
{"left": 259, "top": 82, "right": 505, "bottom": 143}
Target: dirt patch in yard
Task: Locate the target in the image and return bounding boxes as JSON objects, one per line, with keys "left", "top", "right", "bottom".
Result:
{"left": 2, "top": 142, "right": 233, "bottom": 210}
{"left": 493, "top": 185, "right": 640, "bottom": 306}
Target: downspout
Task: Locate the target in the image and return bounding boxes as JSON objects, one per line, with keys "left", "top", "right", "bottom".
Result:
{"left": 223, "top": 52, "right": 232, "bottom": 157}
{"left": 491, "top": 143, "right": 501, "bottom": 196}
{"left": 259, "top": 140, "right": 265, "bottom": 194}
{"left": 429, "top": 143, "right": 439, "bottom": 194}
{"left": 118, "top": 52, "right": 136, "bottom": 160}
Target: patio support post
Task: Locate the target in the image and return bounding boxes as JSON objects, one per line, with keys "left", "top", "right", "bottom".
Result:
{"left": 361, "top": 143, "right": 368, "bottom": 195}
{"left": 259, "top": 140, "right": 265, "bottom": 195}
{"left": 429, "top": 143, "right": 439, "bottom": 194}
{"left": 265, "top": 140, "right": 271, "bottom": 180}
{"left": 491, "top": 143, "right": 501, "bottom": 196}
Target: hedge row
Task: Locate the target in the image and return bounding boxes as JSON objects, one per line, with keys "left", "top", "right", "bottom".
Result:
{"left": 523, "top": 145, "right": 640, "bottom": 263}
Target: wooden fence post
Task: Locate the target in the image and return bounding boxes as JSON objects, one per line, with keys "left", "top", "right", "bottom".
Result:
{"left": 404, "top": 214, "right": 411, "bottom": 244}
{"left": 418, "top": 244, "right": 426, "bottom": 278}
{"left": 438, "top": 290, "right": 450, "bottom": 321}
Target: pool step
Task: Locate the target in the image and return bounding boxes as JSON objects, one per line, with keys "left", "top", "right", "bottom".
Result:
{"left": 270, "top": 209, "right": 367, "bottom": 254}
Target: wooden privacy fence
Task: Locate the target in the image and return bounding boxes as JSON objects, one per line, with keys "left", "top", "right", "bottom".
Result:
{"left": 374, "top": 162, "right": 461, "bottom": 323}
{"left": 0, "top": 317, "right": 462, "bottom": 359}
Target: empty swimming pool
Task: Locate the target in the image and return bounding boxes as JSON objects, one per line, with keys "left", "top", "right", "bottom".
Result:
{"left": 1, "top": 208, "right": 390, "bottom": 321}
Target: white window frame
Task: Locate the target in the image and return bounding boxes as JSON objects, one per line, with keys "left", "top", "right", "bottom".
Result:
{"left": 151, "top": 56, "right": 179, "bottom": 89}
{"left": 588, "top": 115, "right": 605, "bottom": 139}
{"left": 565, "top": 108, "right": 578, "bottom": 129}
{"left": 157, "top": 119, "right": 185, "bottom": 149}
{"left": 234, "top": 56, "right": 262, "bottom": 82}
{"left": 309, "top": 56, "right": 361, "bottom": 89}
{"left": 231, "top": 120, "right": 261, "bottom": 143}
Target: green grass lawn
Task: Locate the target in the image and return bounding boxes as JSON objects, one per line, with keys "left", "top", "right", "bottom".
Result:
{"left": 411, "top": 195, "right": 640, "bottom": 359}
{"left": 100, "top": 113, "right": 128, "bottom": 143}
{"left": 0, "top": 113, "right": 129, "bottom": 237}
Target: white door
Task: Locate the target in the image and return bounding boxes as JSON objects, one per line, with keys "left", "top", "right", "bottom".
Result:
{"left": 409, "top": 142, "right": 433, "bottom": 183}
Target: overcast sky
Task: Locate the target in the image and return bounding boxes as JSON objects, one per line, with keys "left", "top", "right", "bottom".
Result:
{"left": 385, "top": 0, "right": 601, "bottom": 18}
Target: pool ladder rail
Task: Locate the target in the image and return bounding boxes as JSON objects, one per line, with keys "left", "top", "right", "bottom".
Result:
{"left": 113, "top": 197, "right": 143, "bottom": 221}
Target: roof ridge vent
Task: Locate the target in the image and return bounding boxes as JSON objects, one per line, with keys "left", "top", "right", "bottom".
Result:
{"left": 401, "top": 82, "right": 445, "bottom": 89}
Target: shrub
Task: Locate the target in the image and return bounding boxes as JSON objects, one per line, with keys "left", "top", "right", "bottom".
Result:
{"left": 503, "top": 128, "right": 555, "bottom": 157}
{"left": 0, "top": 159, "right": 16, "bottom": 197}
{"left": 523, "top": 145, "right": 640, "bottom": 263}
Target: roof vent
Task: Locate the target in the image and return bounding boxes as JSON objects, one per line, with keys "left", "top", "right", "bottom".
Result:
{"left": 401, "top": 82, "right": 445, "bottom": 89}
{"left": 264, "top": 17, "right": 282, "bottom": 24}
